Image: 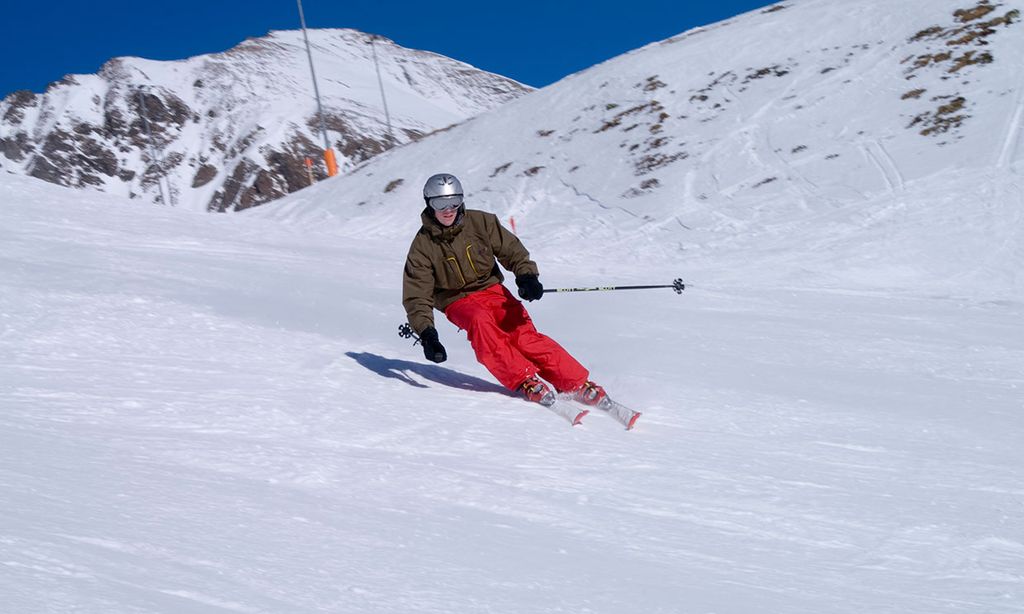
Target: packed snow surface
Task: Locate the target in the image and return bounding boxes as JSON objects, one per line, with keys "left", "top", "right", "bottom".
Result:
{"left": 2, "top": 164, "right": 1022, "bottom": 613}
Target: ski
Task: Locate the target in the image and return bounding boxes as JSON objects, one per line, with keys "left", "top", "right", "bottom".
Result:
{"left": 540, "top": 398, "right": 589, "bottom": 426}
{"left": 597, "top": 396, "right": 642, "bottom": 430}
{"left": 555, "top": 394, "right": 642, "bottom": 430}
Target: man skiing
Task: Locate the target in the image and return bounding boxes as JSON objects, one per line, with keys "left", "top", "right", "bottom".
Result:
{"left": 402, "top": 173, "right": 607, "bottom": 408}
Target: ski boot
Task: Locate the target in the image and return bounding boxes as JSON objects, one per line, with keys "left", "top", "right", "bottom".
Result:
{"left": 570, "top": 380, "right": 608, "bottom": 407}
{"left": 520, "top": 376, "right": 556, "bottom": 407}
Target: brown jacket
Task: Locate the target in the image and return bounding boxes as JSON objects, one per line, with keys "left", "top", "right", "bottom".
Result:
{"left": 403, "top": 208, "right": 539, "bottom": 333}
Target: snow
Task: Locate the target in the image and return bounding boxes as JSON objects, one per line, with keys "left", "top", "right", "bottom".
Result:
{"left": 3, "top": 164, "right": 1023, "bottom": 612}
{"left": 4, "top": 0, "right": 1024, "bottom": 611}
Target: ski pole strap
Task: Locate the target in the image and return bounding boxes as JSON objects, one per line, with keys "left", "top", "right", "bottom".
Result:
{"left": 543, "top": 278, "right": 685, "bottom": 295}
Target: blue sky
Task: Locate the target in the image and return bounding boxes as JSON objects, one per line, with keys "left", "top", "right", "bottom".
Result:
{"left": 2, "top": 0, "right": 777, "bottom": 96}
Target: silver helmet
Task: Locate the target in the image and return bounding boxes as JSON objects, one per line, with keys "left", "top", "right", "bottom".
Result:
{"left": 423, "top": 173, "right": 464, "bottom": 210}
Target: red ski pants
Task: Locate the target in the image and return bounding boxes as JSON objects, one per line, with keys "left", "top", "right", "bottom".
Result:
{"left": 444, "top": 284, "right": 589, "bottom": 392}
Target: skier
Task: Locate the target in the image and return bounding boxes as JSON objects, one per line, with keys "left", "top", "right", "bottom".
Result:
{"left": 402, "top": 173, "right": 606, "bottom": 408}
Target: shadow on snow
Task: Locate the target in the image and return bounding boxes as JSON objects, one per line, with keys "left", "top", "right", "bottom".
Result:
{"left": 346, "top": 352, "right": 513, "bottom": 397}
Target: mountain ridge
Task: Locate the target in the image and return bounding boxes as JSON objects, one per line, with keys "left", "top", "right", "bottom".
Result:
{"left": 0, "top": 28, "right": 531, "bottom": 211}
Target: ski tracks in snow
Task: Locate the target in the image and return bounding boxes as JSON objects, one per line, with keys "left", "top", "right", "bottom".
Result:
{"left": 862, "top": 140, "right": 905, "bottom": 195}
{"left": 997, "top": 82, "right": 1024, "bottom": 170}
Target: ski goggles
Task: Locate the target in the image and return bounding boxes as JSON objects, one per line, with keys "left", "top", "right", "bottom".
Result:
{"left": 428, "top": 194, "right": 464, "bottom": 211}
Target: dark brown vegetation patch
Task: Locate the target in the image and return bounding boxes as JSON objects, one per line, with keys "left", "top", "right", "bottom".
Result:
{"left": 955, "top": 2, "right": 997, "bottom": 22}
{"left": 948, "top": 50, "right": 994, "bottom": 72}
{"left": 901, "top": 1, "right": 1018, "bottom": 137}
{"left": 595, "top": 100, "right": 666, "bottom": 133}
{"left": 910, "top": 96, "right": 969, "bottom": 136}
{"left": 635, "top": 152, "right": 688, "bottom": 176}
{"left": 642, "top": 76, "right": 668, "bottom": 92}
{"left": 743, "top": 66, "right": 790, "bottom": 83}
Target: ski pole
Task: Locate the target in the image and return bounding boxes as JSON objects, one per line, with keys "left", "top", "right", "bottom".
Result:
{"left": 544, "top": 278, "right": 685, "bottom": 295}
{"left": 398, "top": 323, "right": 421, "bottom": 345}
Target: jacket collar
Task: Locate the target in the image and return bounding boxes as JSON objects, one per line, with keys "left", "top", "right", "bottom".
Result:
{"left": 420, "top": 206, "right": 466, "bottom": 241}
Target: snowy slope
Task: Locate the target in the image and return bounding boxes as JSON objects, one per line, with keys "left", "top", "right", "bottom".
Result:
{"left": 252, "top": 0, "right": 1024, "bottom": 300}
{"left": 0, "top": 29, "right": 530, "bottom": 211}
{"left": 3, "top": 163, "right": 1023, "bottom": 612}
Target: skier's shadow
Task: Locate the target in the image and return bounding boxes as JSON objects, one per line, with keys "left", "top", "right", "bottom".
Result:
{"left": 345, "top": 352, "right": 513, "bottom": 397}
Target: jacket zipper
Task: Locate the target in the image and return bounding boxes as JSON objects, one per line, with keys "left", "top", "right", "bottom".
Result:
{"left": 465, "top": 243, "right": 480, "bottom": 277}
{"left": 445, "top": 256, "right": 466, "bottom": 286}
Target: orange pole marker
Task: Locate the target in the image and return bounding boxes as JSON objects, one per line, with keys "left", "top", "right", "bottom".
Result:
{"left": 323, "top": 149, "right": 339, "bottom": 177}
{"left": 304, "top": 157, "right": 315, "bottom": 185}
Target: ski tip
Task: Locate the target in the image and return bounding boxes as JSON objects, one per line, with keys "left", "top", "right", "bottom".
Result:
{"left": 626, "top": 412, "right": 642, "bottom": 431}
{"left": 573, "top": 409, "right": 589, "bottom": 426}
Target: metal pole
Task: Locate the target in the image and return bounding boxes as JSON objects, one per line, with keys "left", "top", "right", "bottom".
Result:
{"left": 137, "top": 87, "right": 170, "bottom": 206}
{"left": 542, "top": 279, "right": 687, "bottom": 295}
{"left": 369, "top": 35, "right": 395, "bottom": 145}
{"left": 296, "top": 0, "right": 337, "bottom": 177}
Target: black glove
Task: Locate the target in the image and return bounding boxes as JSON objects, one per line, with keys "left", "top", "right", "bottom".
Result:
{"left": 516, "top": 274, "right": 544, "bottom": 301}
{"left": 419, "top": 326, "right": 447, "bottom": 363}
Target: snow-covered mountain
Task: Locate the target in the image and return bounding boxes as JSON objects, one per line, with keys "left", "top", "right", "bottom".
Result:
{"left": 253, "top": 0, "right": 1023, "bottom": 299}
{"left": 0, "top": 29, "right": 530, "bottom": 211}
